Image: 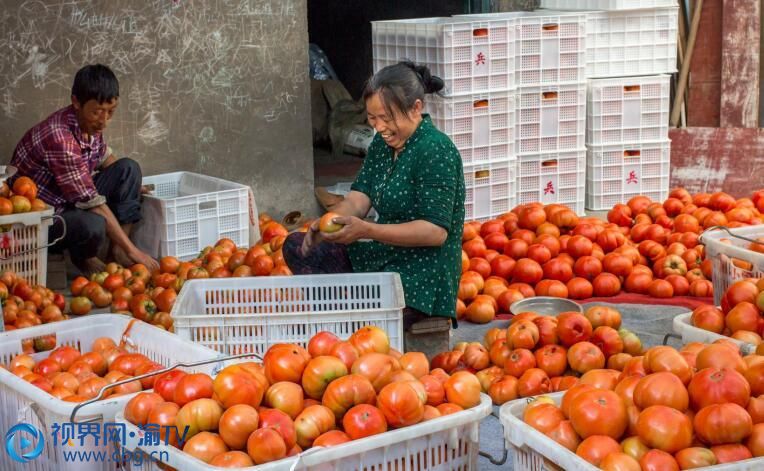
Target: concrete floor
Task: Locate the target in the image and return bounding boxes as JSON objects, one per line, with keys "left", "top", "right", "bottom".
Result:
{"left": 451, "top": 302, "right": 691, "bottom": 470}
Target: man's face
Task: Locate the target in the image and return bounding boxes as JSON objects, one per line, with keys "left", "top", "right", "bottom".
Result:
{"left": 72, "top": 97, "right": 118, "bottom": 135}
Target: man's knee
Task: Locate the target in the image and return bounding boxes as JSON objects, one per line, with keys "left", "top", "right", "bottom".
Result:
{"left": 77, "top": 212, "right": 107, "bottom": 243}
{"left": 112, "top": 158, "right": 142, "bottom": 181}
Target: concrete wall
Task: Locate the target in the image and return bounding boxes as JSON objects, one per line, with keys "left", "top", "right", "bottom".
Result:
{"left": 0, "top": 0, "right": 315, "bottom": 220}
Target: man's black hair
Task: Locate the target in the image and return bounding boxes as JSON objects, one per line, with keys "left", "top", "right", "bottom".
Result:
{"left": 71, "top": 64, "right": 119, "bottom": 104}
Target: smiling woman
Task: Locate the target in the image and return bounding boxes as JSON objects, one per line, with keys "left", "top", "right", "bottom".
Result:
{"left": 283, "top": 61, "right": 466, "bottom": 333}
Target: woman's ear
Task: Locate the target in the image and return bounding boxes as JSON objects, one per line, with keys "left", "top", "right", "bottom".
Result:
{"left": 410, "top": 99, "right": 424, "bottom": 118}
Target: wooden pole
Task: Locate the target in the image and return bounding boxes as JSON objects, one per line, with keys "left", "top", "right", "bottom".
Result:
{"left": 671, "top": 0, "right": 704, "bottom": 127}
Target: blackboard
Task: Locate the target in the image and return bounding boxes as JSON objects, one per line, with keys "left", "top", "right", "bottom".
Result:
{"left": 0, "top": 0, "right": 314, "bottom": 216}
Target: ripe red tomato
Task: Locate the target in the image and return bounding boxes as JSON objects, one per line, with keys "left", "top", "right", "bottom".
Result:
{"left": 153, "top": 370, "right": 187, "bottom": 402}
{"left": 342, "top": 404, "right": 388, "bottom": 439}
{"left": 517, "top": 368, "right": 551, "bottom": 397}
{"left": 263, "top": 344, "right": 311, "bottom": 384}
{"left": 694, "top": 403, "right": 753, "bottom": 445}
{"left": 212, "top": 369, "right": 265, "bottom": 409}
{"left": 444, "top": 371, "right": 481, "bottom": 409}
{"left": 321, "top": 373, "right": 377, "bottom": 419}
{"left": 567, "top": 342, "right": 605, "bottom": 374}
{"left": 523, "top": 402, "right": 564, "bottom": 434}
{"left": 247, "top": 428, "right": 286, "bottom": 465}
{"left": 173, "top": 373, "right": 214, "bottom": 407}
{"left": 556, "top": 312, "right": 593, "bottom": 347}
{"left": 688, "top": 367, "right": 751, "bottom": 410}
{"left": 307, "top": 331, "right": 340, "bottom": 357}
{"left": 294, "top": 405, "right": 336, "bottom": 449}
{"left": 218, "top": 404, "right": 260, "bottom": 450}
{"left": 637, "top": 405, "right": 693, "bottom": 453}
{"left": 576, "top": 435, "right": 621, "bottom": 466}
{"left": 568, "top": 389, "right": 627, "bottom": 439}
{"left": 633, "top": 372, "right": 688, "bottom": 411}
{"left": 175, "top": 398, "right": 223, "bottom": 440}
{"left": 313, "top": 430, "right": 351, "bottom": 447}
{"left": 124, "top": 392, "right": 165, "bottom": 426}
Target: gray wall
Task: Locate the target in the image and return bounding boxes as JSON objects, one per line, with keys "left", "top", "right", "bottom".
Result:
{"left": 0, "top": 0, "right": 314, "bottom": 219}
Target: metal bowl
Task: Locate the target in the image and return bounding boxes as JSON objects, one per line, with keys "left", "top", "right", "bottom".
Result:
{"left": 509, "top": 296, "right": 583, "bottom": 317}
{"left": 0, "top": 165, "right": 16, "bottom": 184}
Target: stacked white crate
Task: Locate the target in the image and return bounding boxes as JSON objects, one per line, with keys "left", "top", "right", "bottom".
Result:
{"left": 509, "top": 11, "right": 589, "bottom": 214}
{"left": 542, "top": 1, "right": 678, "bottom": 210}
{"left": 453, "top": 12, "right": 589, "bottom": 214}
{"left": 371, "top": 17, "right": 518, "bottom": 221}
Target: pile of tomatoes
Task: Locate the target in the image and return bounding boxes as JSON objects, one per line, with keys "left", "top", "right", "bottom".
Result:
{"left": 458, "top": 188, "right": 764, "bottom": 324}
{"left": 1, "top": 271, "right": 67, "bottom": 332}
{"left": 433, "top": 306, "right": 643, "bottom": 405}
{"left": 522, "top": 339, "right": 764, "bottom": 469}
{"left": 0, "top": 176, "right": 48, "bottom": 215}
{"left": 3, "top": 336, "right": 165, "bottom": 402}
{"left": 66, "top": 219, "right": 302, "bottom": 330}
{"left": 692, "top": 279, "right": 764, "bottom": 349}
{"left": 123, "top": 326, "right": 482, "bottom": 466}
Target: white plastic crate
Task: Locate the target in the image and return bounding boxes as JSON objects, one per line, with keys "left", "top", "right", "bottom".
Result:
{"left": 585, "top": 140, "right": 670, "bottom": 210}
{"left": 372, "top": 17, "right": 515, "bottom": 96}
{"left": 115, "top": 394, "right": 491, "bottom": 471}
{"left": 427, "top": 91, "right": 516, "bottom": 166}
{"left": 457, "top": 11, "right": 587, "bottom": 88}
{"left": 170, "top": 274, "right": 405, "bottom": 356}
{"left": 517, "top": 150, "right": 586, "bottom": 215}
{"left": 673, "top": 312, "right": 757, "bottom": 356}
{"left": 132, "top": 172, "right": 251, "bottom": 261}
{"left": 501, "top": 391, "right": 764, "bottom": 471}
{"left": 516, "top": 83, "right": 586, "bottom": 154}
{"left": 0, "top": 208, "right": 54, "bottom": 287}
{"left": 0, "top": 315, "right": 221, "bottom": 471}
{"left": 587, "top": 75, "right": 671, "bottom": 145}
{"left": 464, "top": 158, "right": 517, "bottom": 222}
{"left": 700, "top": 225, "right": 764, "bottom": 306}
{"left": 585, "top": 8, "right": 678, "bottom": 78}
{"left": 541, "top": 0, "right": 677, "bottom": 9}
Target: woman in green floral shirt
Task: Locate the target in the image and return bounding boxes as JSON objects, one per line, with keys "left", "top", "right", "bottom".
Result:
{"left": 284, "top": 62, "right": 465, "bottom": 326}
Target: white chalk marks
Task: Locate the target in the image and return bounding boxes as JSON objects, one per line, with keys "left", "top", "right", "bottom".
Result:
{"left": 0, "top": 0, "right": 307, "bottom": 160}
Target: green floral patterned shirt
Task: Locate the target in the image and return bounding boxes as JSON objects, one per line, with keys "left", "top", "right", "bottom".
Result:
{"left": 349, "top": 115, "right": 465, "bottom": 320}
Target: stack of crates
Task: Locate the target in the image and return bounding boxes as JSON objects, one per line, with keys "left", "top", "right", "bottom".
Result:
{"left": 371, "top": 17, "right": 518, "bottom": 221}
{"left": 510, "top": 11, "right": 588, "bottom": 214}
{"left": 539, "top": 0, "right": 677, "bottom": 210}
{"left": 458, "top": 11, "right": 589, "bottom": 214}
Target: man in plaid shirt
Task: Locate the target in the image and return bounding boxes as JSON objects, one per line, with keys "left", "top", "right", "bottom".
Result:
{"left": 10, "top": 64, "right": 159, "bottom": 274}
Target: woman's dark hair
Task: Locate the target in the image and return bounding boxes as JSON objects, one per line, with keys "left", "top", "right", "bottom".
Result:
{"left": 71, "top": 64, "right": 119, "bottom": 105}
{"left": 363, "top": 61, "right": 445, "bottom": 118}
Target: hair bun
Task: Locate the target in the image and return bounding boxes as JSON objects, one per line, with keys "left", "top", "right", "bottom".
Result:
{"left": 400, "top": 61, "right": 445, "bottom": 94}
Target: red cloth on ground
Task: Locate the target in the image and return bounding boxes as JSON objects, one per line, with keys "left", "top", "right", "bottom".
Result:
{"left": 495, "top": 293, "right": 712, "bottom": 320}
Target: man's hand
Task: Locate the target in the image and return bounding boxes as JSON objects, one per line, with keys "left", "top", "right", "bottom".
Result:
{"left": 129, "top": 248, "right": 159, "bottom": 273}
{"left": 322, "top": 216, "right": 370, "bottom": 245}
{"left": 140, "top": 185, "right": 152, "bottom": 195}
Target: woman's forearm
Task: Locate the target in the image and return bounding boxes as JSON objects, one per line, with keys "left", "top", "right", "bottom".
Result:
{"left": 365, "top": 220, "right": 448, "bottom": 247}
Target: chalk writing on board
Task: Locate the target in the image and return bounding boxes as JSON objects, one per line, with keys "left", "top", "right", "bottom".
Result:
{"left": 0, "top": 0, "right": 307, "bottom": 163}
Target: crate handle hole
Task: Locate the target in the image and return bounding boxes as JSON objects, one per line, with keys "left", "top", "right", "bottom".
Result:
{"left": 20, "top": 333, "right": 58, "bottom": 353}
{"left": 542, "top": 91, "right": 558, "bottom": 100}
{"left": 474, "top": 170, "right": 491, "bottom": 178}
{"left": 624, "top": 150, "right": 641, "bottom": 158}
{"left": 472, "top": 28, "right": 489, "bottom": 37}
{"left": 199, "top": 201, "right": 217, "bottom": 210}
{"left": 623, "top": 85, "right": 641, "bottom": 93}
{"left": 473, "top": 99, "right": 489, "bottom": 109}
{"left": 542, "top": 23, "right": 559, "bottom": 31}
{"left": 541, "top": 160, "right": 558, "bottom": 168}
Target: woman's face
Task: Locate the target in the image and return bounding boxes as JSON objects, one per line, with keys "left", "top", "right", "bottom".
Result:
{"left": 366, "top": 92, "right": 422, "bottom": 152}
